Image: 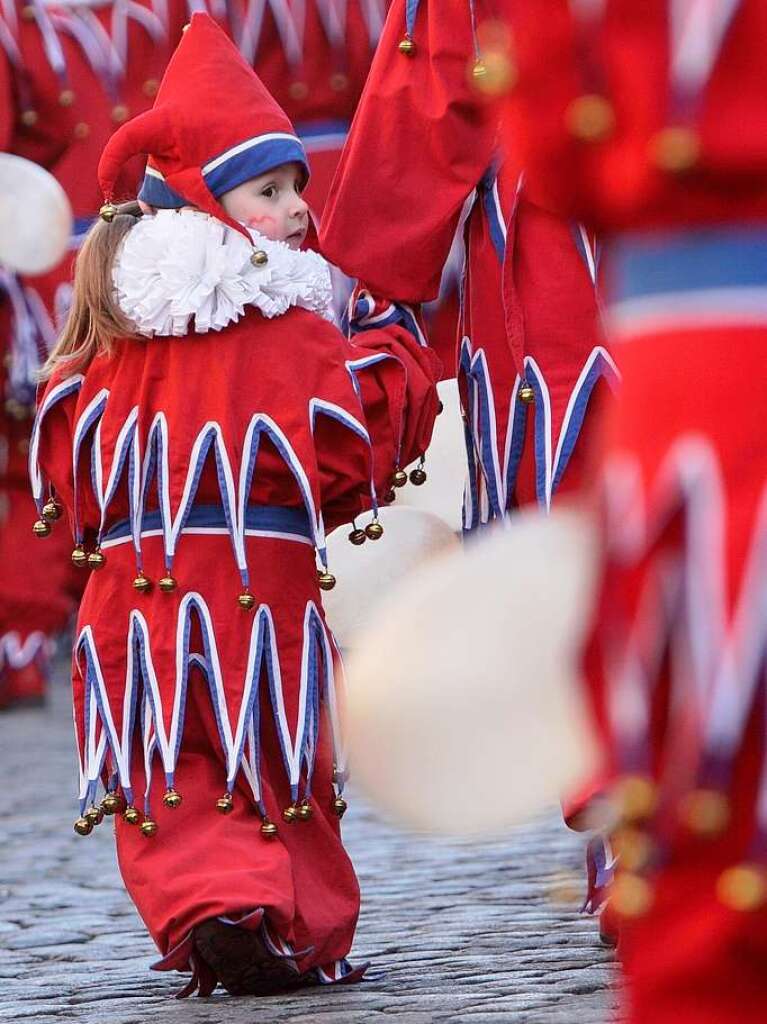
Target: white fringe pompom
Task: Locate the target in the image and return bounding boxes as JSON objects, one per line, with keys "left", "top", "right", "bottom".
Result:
{"left": 113, "top": 209, "right": 335, "bottom": 337}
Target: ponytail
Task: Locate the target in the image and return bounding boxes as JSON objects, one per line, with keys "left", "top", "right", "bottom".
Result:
{"left": 40, "top": 201, "right": 142, "bottom": 380}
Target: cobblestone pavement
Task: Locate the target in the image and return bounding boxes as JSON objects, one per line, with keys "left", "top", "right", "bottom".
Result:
{"left": 0, "top": 682, "right": 619, "bottom": 1024}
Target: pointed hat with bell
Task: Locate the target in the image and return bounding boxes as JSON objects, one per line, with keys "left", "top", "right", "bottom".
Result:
{"left": 97, "top": 13, "right": 309, "bottom": 238}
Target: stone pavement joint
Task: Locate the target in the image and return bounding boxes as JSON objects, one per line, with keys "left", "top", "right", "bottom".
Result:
{"left": 0, "top": 684, "right": 619, "bottom": 1023}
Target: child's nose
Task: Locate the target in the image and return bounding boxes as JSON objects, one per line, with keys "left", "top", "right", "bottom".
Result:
{"left": 291, "top": 193, "right": 309, "bottom": 217}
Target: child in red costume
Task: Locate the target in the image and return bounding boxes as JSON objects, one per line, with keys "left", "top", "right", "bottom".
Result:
{"left": 31, "top": 13, "right": 440, "bottom": 997}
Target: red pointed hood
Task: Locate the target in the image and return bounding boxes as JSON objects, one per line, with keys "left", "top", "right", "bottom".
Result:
{"left": 98, "top": 13, "right": 309, "bottom": 237}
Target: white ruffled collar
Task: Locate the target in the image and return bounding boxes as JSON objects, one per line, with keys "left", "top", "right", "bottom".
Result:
{"left": 113, "top": 209, "right": 335, "bottom": 337}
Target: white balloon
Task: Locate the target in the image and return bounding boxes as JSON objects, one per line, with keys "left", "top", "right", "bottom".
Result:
{"left": 399, "top": 378, "right": 466, "bottom": 534}
{"left": 0, "top": 154, "right": 73, "bottom": 275}
{"left": 344, "top": 505, "right": 601, "bottom": 835}
{"left": 323, "top": 507, "right": 461, "bottom": 652}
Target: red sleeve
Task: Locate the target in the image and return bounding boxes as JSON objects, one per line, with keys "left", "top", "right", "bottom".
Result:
{"left": 314, "top": 320, "right": 442, "bottom": 529}
{"left": 319, "top": 0, "right": 497, "bottom": 303}
{"left": 0, "top": 32, "right": 14, "bottom": 152}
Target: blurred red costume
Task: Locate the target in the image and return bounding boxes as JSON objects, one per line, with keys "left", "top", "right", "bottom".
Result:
{"left": 32, "top": 15, "right": 440, "bottom": 992}
{"left": 505, "top": 2, "right": 767, "bottom": 1021}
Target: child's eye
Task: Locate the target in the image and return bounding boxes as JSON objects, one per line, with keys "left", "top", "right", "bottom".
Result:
{"left": 261, "top": 186, "right": 277, "bottom": 198}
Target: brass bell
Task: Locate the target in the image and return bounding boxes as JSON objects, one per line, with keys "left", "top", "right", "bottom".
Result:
{"left": 617, "top": 773, "right": 657, "bottom": 823}
{"left": 71, "top": 545, "right": 88, "bottom": 568}
{"left": 21, "top": 109, "right": 38, "bottom": 126}
{"left": 87, "top": 549, "right": 106, "bottom": 570}
{"left": 42, "top": 500, "right": 62, "bottom": 521}
{"left": 158, "top": 574, "right": 177, "bottom": 593}
{"left": 33, "top": 519, "right": 52, "bottom": 538}
{"left": 140, "top": 819, "right": 158, "bottom": 838}
{"left": 650, "top": 125, "right": 700, "bottom": 174}
{"left": 398, "top": 36, "right": 416, "bottom": 56}
{"left": 216, "top": 792, "right": 234, "bottom": 815}
{"left": 717, "top": 864, "right": 767, "bottom": 912}
{"left": 472, "top": 58, "right": 487, "bottom": 80}
{"left": 392, "top": 469, "right": 408, "bottom": 488}
{"left": 238, "top": 591, "right": 256, "bottom": 610}
{"left": 318, "top": 570, "right": 337, "bottom": 592}
{"left": 101, "top": 792, "right": 123, "bottom": 815}
{"left": 679, "top": 788, "right": 730, "bottom": 837}
{"left": 99, "top": 202, "right": 118, "bottom": 222}
{"left": 58, "top": 88, "right": 75, "bottom": 107}
{"left": 409, "top": 467, "right": 427, "bottom": 486}
{"left": 384, "top": 489, "right": 396, "bottom": 503}
{"left": 365, "top": 520, "right": 384, "bottom": 541}
{"left": 518, "top": 383, "right": 535, "bottom": 405}
{"left": 163, "top": 788, "right": 182, "bottom": 809}
{"left": 85, "top": 804, "right": 104, "bottom": 827}
{"left": 282, "top": 804, "right": 299, "bottom": 824}
{"left": 610, "top": 871, "right": 654, "bottom": 918}
{"left": 133, "top": 573, "right": 151, "bottom": 594}
{"left": 348, "top": 528, "right": 366, "bottom": 546}
{"left": 565, "top": 93, "right": 615, "bottom": 143}
{"left": 332, "top": 796, "right": 348, "bottom": 818}
{"left": 73, "top": 816, "right": 93, "bottom": 836}
{"left": 250, "top": 250, "right": 269, "bottom": 267}
{"left": 123, "top": 805, "right": 140, "bottom": 825}
{"left": 298, "top": 800, "right": 312, "bottom": 822}
{"left": 261, "top": 818, "right": 278, "bottom": 839}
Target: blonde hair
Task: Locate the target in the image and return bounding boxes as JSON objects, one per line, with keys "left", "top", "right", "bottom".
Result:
{"left": 40, "top": 201, "right": 142, "bottom": 380}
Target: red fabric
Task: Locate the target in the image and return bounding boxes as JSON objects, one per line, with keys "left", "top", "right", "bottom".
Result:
{"left": 36, "top": 302, "right": 439, "bottom": 963}
{"left": 319, "top": 0, "right": 612, "bottom": 521}
{"left": 504, "top": 0, "right": 767, "bottom": 232}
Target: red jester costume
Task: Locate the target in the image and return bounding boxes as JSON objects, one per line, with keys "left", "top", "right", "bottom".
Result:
{"left": 30, "top": 14, "right": 440, "bottom": 995}
{"left": 504, "top": 1, "right": 767, "bottom": 1021}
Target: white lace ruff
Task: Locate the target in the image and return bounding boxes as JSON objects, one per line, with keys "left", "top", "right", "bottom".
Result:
{"left": 113, "top": 209, "right": 335, "bottom": 337}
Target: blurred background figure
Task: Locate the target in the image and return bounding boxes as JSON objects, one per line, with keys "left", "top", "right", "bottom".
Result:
{"left": 504, "top": 3, "right": 767, "bottom": 1021}
{"left": 319, "top": 0, "right": 620, "bottom": 928}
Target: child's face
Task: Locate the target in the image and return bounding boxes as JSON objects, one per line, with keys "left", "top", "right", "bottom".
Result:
{"left": 220, "top": 162, "right": 309, "bottom": 249}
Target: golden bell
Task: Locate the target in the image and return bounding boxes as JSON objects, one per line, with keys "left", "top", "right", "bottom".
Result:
{"left": 99, "top": 202, "right": 118, "bottom": 222}
{"left": 384, "top": 489, "right": 396, "bottom": 504}
{"left": 261, "top": 818, "right": 278, "bottom": 839}
{"left": 216, "top": 792, "right": 234, "bottom": 815}
{"left": 140, "top": 819, "right": 158, "bottom": 838}
{"left": 87, "top": 549, "right": 106, "bottom": 570}
{"left": 282, "top": 804, "right": 299, "bottom": 824}
{"left": 71, "top": 545, "right": 88, "bottom": 568}
{"left": 163, "top": 788, "right": 182, "bottom": 809}
{"left": 318, "top": 571, "right": 337, "bottom": 592}
{"left": 365, "top": 520, "right": 384, "bottom": 541}
{"left": 298, "top": 800, "right": 313, "bottom": 822}
{"left": 133, "top": 573, "right": 151, "bottom": 594}
{"left": 611, "top": 871, "right": 654, "bottom": 918}
{"left": 717, "top": 864, "right": 767, "bottom": 912}
{"left": 33, "top": 519, "right": 52, "bottom": 538}
{"left": 472, "top": 58, "right": 487, "bottom": 80}
{"left": 612, "top": 827, "right": 653, "bottom": 873}
{"left": 238, "top": 591, "right": 256, "bottom": 610}
{"left": 392, "top": 469, "right": 408, "bottom": 488}
{"left": 42, "top": 500, "right": 62, "bottom": 522}
{"left": 518, "top": 383, "right": 535, "bottom": 405}
{"left": 332, "top": 796, "right": 348, "bottom": 818}
{"left": 73, "top": 816, "right": 93, "bottom": 837}
{"left": 398, "top": 36, "right": 416, "bottom": 56}
{"left": 409, "top": 467, "right": 427, "bottom": 486}
{"left": 565, "top": 93, "right": 615, "bottom": 143}
{"left": 123, "top": 805, "right": 140, "bottom": 825}
{"left": 58, "top": 88, "right": 75, "bottom": 107}
{"left": 111, "top": 104, "right": 129, "bottom": 124}
{"left": 679, "top": 788, "right": 730, "bottom": 837}
{"left": 158, "top": 574, "right": 177, "bottom": 593}
{"left": 250, "top": 249, "right": 269, "bottom": 267}
{"left": 616, "top": 773, "right": 657, "bottom": 823}
{"left": 85, "top": 804, "right": 104, "bottom": 827}
{"left": 650, "top": 125, "right": 700, "bottom": 174}
{"left": 348, "top": 528, "right": 366, "bottom": 546}
{"left": 101, "top": 792, "right": 123, "bottom": 815}
{"left": 20, "top": 109, "right": 38, "bottom": 126}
